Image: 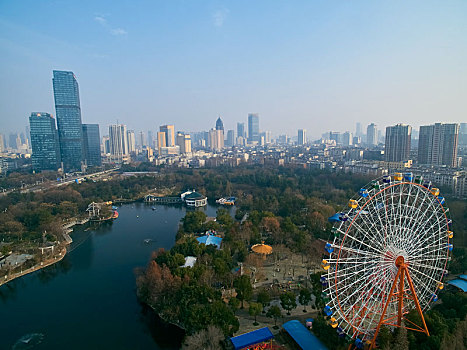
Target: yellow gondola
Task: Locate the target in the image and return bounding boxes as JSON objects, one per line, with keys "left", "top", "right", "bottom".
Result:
{"left": 431, "top": 188, "right": 440, "bottom": 196}
{"left": 321, "top": 259, "right": 330, "bottom": 270}
{"left": 394, "top": 173, "right": 403, "bottom": 181}
{"left": 447, "top": 231, "right": 453, "bottom": 239}
{"left": 330, "top": 317, "right": 338, "bottom": 328}
{"left": 438, "top": 282, "right": 444, "bottom": 290}
{"left": 348, "top": 199, "right": 358, "bottom": 209}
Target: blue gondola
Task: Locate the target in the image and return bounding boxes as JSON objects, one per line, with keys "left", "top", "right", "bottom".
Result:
{"left": 320, "top": 276, "right": 328, "bottom": 287}
{"left": 432, "top": 293, "right": 438, "bottom": 302}
{"left": 324, "top": 305, "right": 332, "bottom": 316}
{"left": 437, "top": 196, "right": 445, "bottom": 205}
{"left": 447, "top": 243, "right": 453, "bottom": 251}
{"left": 404, "top": 172, "right": 414, "bottom": 181}
{"left": 339, "top": 213, "right": 349, "bottom": 221}
{"left": 382, "top": 175, "right": 391, "bottom": 184}
{"left": 325, "top": 243, "right": 334, "bottom": 254}
{"left": 355, "top": 338, "right": 363, "bottom": 349}
{"left": 359, "top": 188, "right": 369, "bottom": 197}
{"left": 337, "top": 327, "right": 345, "bottom": 337}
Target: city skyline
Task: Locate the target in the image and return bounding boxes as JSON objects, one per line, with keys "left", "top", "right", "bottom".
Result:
{"left": 1, "top": 1, "right": 466, "bottom": 137}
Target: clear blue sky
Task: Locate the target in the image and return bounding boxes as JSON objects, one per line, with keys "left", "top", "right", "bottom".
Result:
{"left": 0, "top": 0, "right": 466, "bottom": 138}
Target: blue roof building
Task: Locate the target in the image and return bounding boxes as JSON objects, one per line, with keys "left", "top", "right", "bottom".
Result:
{"left": 282, "top": 320, "right": 328, "bottom": 350}
{"left": 196, "top": 235, "right": 222, "bottom": 249}
{"left": 230, "top": 327, "right": 274, "bottom": 350}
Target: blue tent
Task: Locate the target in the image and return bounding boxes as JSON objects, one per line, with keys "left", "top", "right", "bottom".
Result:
{"left": 328, "top": 213, "right": 340, "bottom": 223}
{"left": 283, "top": 320, "right": 328, "bottom": 350}
{"left": 230, "top": 327, "right": 274, "bottom": 350}
{"left": 196, "top": 235, "right": 223, "bottom": 249}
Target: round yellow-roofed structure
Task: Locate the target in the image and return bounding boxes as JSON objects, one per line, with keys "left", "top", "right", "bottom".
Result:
{"left": 251, "top": 243, "right": 273, "bottom": 255}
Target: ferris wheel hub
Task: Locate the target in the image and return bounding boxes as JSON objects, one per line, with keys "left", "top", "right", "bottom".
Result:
{"left": 395, "top": 256, "right": 405, "bottom": 267}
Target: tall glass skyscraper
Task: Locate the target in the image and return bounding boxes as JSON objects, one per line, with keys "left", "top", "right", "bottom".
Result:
{"left": 248, "top": 113, "right": 259, "bottom": 143}
{"left": 29, "top": 112, "right": 61, "bottom": 171}
{"left": 53, "top": 70, "right": 83, "bottom": 171}
{"left": 82, "top": 124, "right": 102, "bottom": 167}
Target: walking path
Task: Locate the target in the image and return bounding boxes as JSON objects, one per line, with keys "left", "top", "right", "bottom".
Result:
{"left": 0, "top": 247, "right": 67, "bottom": 287}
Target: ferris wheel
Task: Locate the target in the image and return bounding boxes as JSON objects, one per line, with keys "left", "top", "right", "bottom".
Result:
{"left": 321, "top": 172, "right": 453, "bottom": 349}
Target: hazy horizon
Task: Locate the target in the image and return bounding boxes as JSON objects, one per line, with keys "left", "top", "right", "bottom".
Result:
{"left": 1, "top": 1, "right": 466, "bottom": 138}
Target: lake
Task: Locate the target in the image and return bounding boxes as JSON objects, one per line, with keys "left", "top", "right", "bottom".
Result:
{"left": 0, "top": 202, "right": 228, "bottom": 349}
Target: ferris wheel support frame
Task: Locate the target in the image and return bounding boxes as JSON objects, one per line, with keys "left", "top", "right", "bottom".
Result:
{"left": 370, "top": 256, "right": 430, "bottom": 349}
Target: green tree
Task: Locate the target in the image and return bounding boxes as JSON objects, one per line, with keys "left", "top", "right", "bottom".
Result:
{"left": 234, "top": 275, "right": 252, "bottom": 308}
{"left": 257, "top": 289, "right": 271, "bottom": 311}
{"left": 228, "top": 297, "right": 240, "bottom": 312}
{"left": 280, "top": 291, "right": 297, "bottom": 315}
{"left": 183, "top": 211, "right": 207, "bottom": 232}
{"left": 249, "top": 302, "right": 262, "bottom": 325}
{"left": 299, "top": 288, "right": 311, "bottom": 312}
{"left": 266, "top": 305, "right": 282, "bottom": 328}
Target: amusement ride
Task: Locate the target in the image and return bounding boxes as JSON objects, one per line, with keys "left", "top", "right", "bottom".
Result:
{"left": 322, "top": 172, "right": 453, "bottom": 349}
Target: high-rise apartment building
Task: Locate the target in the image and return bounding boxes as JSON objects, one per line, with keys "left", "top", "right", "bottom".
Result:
{"left": 0, "top": 134, "right": 4, "bottom": 153}
{"left": 157, "top": 131, "right": 166, "bottom": 151}
{"left": 127, "top": 130, "right": 136, "bottom": 153}
{"left": 53, "top": 70, "right": 83, "bottom": 170}
{"left": 329, "top": 131, "right": 341, "bottom": 145}
{"left": 159, "top": 125, "right": 175, "bottom": 147}
{"left": 237, "top": 122, "right": 246, "bottom": 139}
{"left": 176, "top": 132, "right": 192, "bottom": 154}
{"left": 418, "top": 123, "right": 459, "bottom": 167}
{"left": 208, "top": 129, "right": 224, "bottom": 151}
{"left": 108, "top": 124, "right": 128, "bottom": 161}
{"left": 248, "top": 114, "right": 259, "bottom": 143}
{"left": 298, "top": 129, "right": 307, "bottom": 145}
{"left": 29, "top": 112, "right": 61, "bottom": 171}
{"left": 343, "top": 132, "right": 353, "bottom": 146}
{"left": 385, "top": 124, "right": 412, "bottom": 162}
{"left": 82, "top": 124, "right": 101, "bottom": 167}
{"left": 367, "top": 123, "right": 378, "bottom": 146}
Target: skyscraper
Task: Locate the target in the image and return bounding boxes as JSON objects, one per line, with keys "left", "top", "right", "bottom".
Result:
{"left": 298, "top": 129, "right": 307, "bottom": 145}
{"left": 138, "top": 131, "right": 147, "bottom": 148}
{"left": 127, "top": 130, "right": 136, "bottom": 153}
{"left": 29, "top": 112, "right": 61, "bottom": 171}
{"left": 418, "top": 123, "right": 459, "bottom": 167}
{"left": 53, "top": 70, "right": 83, "bottom": 170}
{"left": 459, "top": 123, "right": 467, "bottom": 146}
{"left": 356, "top": 122, "right": 362, "bottom": 137}
{"left": 385, "top": 124, "right": 412, "bottom": 162}
{"left": 248, "top": 113, "right": 259, "bottom": 143}
{"left": 0, "top": 134, "right": 4, "bottom": 153}
{"left": 108, "top": 124, "right": 128, "bottom": 161}
{"left": 216, "top": 117, "right": 224, "bottom": 131}
{"left": 82, "top": 124, "right": 102, "bottom": 167}
{"left": 226, "top": 130, "right": 235, "bottom": 147}
{"left": 343, "top": 131, "right": 353, "bottom": 146}
{"left": 160, "top": 125, "right": 175, "bottom": 147}
{"left": 237, "top": 122, "right": 246, "bottom": 139}
{"left": 367, "top": 123, "right": 377, "bottom": 146}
